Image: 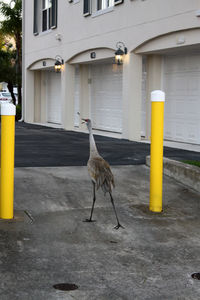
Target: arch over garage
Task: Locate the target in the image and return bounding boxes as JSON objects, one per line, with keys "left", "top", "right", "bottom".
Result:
{"left": 28, "top": 58, "right": 55, "bottom": 71}
{"left": 134, "top": 28, "right": 200, "bottom": 54}
{"left": 68, "top": 47, "right": 115, "bottom": 64}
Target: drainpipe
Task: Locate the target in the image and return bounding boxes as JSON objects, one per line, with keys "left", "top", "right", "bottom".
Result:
{"left": 18, "top": 0, "right": 25, "bottom": 122}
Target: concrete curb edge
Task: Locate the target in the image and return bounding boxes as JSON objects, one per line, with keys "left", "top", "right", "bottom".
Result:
{"left": 146, "top": 156, "right": 200, "bottom": 193}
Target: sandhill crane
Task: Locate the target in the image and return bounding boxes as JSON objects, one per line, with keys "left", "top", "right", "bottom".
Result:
{"left": 82, "top": 118, "right": 124, "bottom": 230}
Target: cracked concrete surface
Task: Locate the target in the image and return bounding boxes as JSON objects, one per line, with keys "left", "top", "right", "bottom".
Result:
{"left": 0, "top": 165, "right": 200, "bottom": 299}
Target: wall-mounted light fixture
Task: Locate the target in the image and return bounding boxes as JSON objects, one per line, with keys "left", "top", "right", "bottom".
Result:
{"left": 54, "top": 55, "right": 64, "bottom": 72}
{"left": 115, "top": 42, "right": 128, "bottom": 65}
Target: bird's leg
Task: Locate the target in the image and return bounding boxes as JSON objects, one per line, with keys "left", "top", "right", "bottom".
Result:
{"left": 109, "top": 192, "right": 124, "bottom": 230}
{"left": 85, "top": 181, "right": 96, "bottom": 222}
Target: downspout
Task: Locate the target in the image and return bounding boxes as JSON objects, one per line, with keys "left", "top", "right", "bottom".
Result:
{"left": 18, "top": 0, "right": 25, "bottom": 122}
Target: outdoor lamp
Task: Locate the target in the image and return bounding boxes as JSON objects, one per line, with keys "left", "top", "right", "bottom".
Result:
{"left": 54, "top": 55, "right": 64, "bottom": 72}
{"left": 115, "top": 42, "right": 128, "bottom": 65}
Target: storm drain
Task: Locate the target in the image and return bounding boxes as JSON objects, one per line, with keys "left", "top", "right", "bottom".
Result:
{"left": 191, "top": 273, "right": 200, "bottom": 280}
{"left": 53, "top": 283, "right": 78, "bottom": 291}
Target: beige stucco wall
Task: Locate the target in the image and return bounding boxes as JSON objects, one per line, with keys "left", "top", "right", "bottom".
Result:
{"left": 24, "top": 0, "right": 200, "bottom": 66}
{"left": 23, "top": 0, "right": 200, "bottom": 141}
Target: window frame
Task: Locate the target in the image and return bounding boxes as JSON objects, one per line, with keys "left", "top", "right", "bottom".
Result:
{"left": 114, "top": 0, "right": 123, "bottom": 5}
{"left": 42, "top": 0, "right": 52, "bottom": 32}
{"left": 33, "top": 0, "right": 39, "bottom": 35}
{"left": 83, "top": 0, "right": 91, "bottom": 16}
{"left": 97, "top": 0, "right": 114, "bottom": 11}
{"left": 83, "top": 0, "right": 123, "bottom": 17}
{"left": 33, "top": 0, "right": 57, "bottom": 35}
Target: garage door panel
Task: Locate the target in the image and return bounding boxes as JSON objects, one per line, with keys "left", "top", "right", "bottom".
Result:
{"left": 163, "top": 54, "right": 200, "bottom": 145}
{"left": 91, "top": 64, "right": 122, "bottom": 133}
{"left": 175, "top": 76, "right": 188, "bottom": 92}
{"left": 186, "top": 98, "right": 199, "bottom": 117}
{"left": 175, "top": 122, "right": 185, "bottom": 141}
{"left": 188, "top": 76, "right": 199, "bottom": 91}
{"left": 47, "top": 71, "right": 61, "bottom": 124}
{"left": 164, "top": 118, "right": 174, "bottom": 139}
{"left": 175, "top": 100, "right": 185, "bottom": 117}
{"left": 187, "top": 56, "right": 200, "bottom": 71}
{"left": 164, "top": 96, "right": 172, "bottom": 114}
{"left": 186, "top": 123, "right": 199, "bottom": 143}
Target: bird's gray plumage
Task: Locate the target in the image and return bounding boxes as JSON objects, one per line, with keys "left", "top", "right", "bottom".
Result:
{"left": 82, "top": 118, "right": 123, "bottom": 229}
{"left": 87, "top": 156, "right": 115, "bottom": 194}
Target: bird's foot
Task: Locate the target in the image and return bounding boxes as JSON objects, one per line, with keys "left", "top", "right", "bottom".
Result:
{"left": 114, "top": 223, "right": 124, "bottom": 230}
{"left": 83, "top": 218, "right": 96, "bottom": 223}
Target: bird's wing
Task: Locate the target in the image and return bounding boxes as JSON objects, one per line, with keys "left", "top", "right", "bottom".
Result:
{"left": 88, "top": 157, "right": 115, "bottom": 192}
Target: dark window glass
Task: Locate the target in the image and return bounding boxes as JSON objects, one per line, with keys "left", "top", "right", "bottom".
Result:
{"left": 97, "top": 0, "right": 102, "bottom": 10}
{"left": 49, "top": 7, "right": 51, "bottom": 28}
{"left": 33, "top": 0, "right": 38, "bottom": 35}
{"left": 51, "top": 0, "right": 57, "bottom": 28}
{"left": 83, "top": 0, "right": 90, "bottom": 16}
{"left": 114, "top": 0, "right": 124, "bottom": 5}
{"left": 42, "top": 10, "right": 47, "bottom": 31}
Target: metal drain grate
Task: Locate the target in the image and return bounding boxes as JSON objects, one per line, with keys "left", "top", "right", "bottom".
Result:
{"left": 53, "top": 283, "right": 78, "bottom": 291}
{"left": 191, "top": 273, "right": 200, "bottom": 280}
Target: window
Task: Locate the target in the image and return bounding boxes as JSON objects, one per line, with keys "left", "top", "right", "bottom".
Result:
{"left": 33, "top": 0, "right": 39, "bottom": 35}
{"left": 33, "top": 0, "right": 57, "bottom": 35}
{"left": 97, "top": 0, "right": 114, "bottom": 10}
{"left": 83, "top": 0, "right": 91, "bottom": 16}
{"left": 83, "top": 0, "right": 123, "bottom": 17}
{"left": 114, "top": 0, "right": 123, "bottom": 5}
{"left": 42, "top": 0, "right": 52, "bottom": 31}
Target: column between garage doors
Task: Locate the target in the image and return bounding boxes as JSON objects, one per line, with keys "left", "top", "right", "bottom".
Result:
{"left": 61, "top": 62, "right": 75, "bottom": 131}
{"left": 122, "top": 52, "right": 143, "bottom": 141}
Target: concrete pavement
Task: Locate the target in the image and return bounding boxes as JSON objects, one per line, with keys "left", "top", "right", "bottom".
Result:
{"left": 0, "top": 164, "right": 199, "bottom": 299}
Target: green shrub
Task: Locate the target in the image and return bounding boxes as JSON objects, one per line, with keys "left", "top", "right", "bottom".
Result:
{"left": 16, "top": 104, "right": 21, "bottom": 121}
{"left": 182, "top": 160, "right": 200, "bottom": 168}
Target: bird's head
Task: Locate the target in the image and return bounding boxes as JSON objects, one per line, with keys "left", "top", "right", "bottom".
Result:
{"left": 82, "top": 118, "right": 92, "bottom": 129}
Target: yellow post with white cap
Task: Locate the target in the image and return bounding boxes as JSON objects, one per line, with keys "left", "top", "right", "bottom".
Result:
{"left": 0, "top": 103, "right": 16, "bottom": 219}
{"left": 150, "top": 90, "right": 165, "bottom": 212}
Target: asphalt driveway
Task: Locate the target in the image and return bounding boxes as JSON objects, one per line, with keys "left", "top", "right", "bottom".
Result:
{"left": 14, "top": 122, "right": 200, "bottom": 167}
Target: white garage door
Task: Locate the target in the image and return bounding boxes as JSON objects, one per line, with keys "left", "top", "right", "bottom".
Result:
{"left": 47, "top": 70, "right": 62, "bottom": 124}
{"left": 163, "top": 54, "right": 200, "bottom": 144}
{"left": 90, "top": 63, "right": 122, "bottom": 133}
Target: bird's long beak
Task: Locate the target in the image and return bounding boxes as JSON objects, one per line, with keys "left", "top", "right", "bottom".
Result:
{"left": 81, "top": 118, "right": 87, "bottom": 124}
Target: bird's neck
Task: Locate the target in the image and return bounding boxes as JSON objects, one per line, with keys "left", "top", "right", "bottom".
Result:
{"left": 89, "top": 128, "right": 99, "bottom": 158}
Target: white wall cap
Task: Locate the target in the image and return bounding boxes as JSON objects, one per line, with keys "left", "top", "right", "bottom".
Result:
{"left": 151, "top": 90, "right": 165, "bottom": 102}
{"left": 1, "top": 103, "right": 16, "bottom": 116}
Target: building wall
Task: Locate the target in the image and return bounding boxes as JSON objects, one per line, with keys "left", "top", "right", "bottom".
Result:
{"left": 24, "top": 0, "right": 200, "bottom": 143}
{"left": 24, "top": 0, "right": 200, "bottom": 64}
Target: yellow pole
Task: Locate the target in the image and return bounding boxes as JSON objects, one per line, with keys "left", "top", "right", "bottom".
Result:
{"left": 0, "top": 103, "right": 16, "bottom": 219}
{"left": 150, "top": 90, "right": 165, "bottom": 212}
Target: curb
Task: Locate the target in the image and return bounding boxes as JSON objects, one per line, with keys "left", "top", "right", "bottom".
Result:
{"left": 146, "top": 156, "right": 200, "bottom": 193}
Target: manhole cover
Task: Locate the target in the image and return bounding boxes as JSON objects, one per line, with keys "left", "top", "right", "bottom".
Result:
{"left": 191, "top": 273, "right": 200, "bottom": 280}
{"left": 53, "top": 283, "right": 78, "bottom": 291}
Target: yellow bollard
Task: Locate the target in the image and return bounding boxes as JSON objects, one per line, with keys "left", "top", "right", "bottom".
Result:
{"left": 0, "top": 103, "right": 16, "bottom": 219}
{"left": 149, "top": 90, "right": 165, "bottom": 212}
